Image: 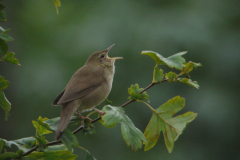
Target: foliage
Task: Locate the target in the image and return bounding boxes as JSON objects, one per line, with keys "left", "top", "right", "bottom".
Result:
{"left": 0, "top": 2, "right": 20, "bottom": 122}
{"left": 0, "top": 1, "right": 202, "bottom": 159}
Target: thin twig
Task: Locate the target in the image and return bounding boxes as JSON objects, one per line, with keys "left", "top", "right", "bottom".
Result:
{"left": 18, "top": 79, "right": 168, "bottom": 159}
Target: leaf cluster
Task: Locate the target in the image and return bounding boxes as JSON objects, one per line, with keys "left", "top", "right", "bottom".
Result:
{"left": 0, "top": 2, "right": 20, "bottom": 122}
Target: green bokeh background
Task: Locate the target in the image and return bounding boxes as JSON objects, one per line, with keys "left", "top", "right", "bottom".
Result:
{"left": 1, "top": 0, "right": 240, "bottom": 159}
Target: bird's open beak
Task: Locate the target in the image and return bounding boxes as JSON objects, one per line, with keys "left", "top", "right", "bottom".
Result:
{"left": 106, "top": 44, "right": 123, "bottom": 61}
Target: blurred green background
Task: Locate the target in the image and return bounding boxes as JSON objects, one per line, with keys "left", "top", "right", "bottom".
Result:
{"left": 1, "top": 0, "right": 240, "bottom": 159}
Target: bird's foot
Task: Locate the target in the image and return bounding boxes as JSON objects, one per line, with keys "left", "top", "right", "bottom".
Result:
{"left": 93, "top": 108, "right": 105, "bottom": 117}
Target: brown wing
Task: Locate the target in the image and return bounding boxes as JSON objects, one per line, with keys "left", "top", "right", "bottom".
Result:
{"left": 55, "top": 65, "right": 105, "bottom": 105}
{"left": 52, "top": 89, "right": 65, "bottom": 106}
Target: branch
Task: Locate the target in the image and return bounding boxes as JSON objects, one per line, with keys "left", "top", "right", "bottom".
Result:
{"left": 18, "top": 79, "right": 168, "bottom": 159}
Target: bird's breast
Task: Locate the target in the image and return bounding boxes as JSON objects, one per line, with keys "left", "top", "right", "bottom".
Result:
{"left": 77, "top": 72, "right": 114, "bottom": 113}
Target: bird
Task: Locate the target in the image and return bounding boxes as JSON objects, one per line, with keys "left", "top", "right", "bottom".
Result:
{"left": 52, "top": 44, "right": 122, "bottom": 140}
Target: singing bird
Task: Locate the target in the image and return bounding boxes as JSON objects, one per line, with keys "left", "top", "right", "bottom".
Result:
{"left": 52, "top": 44, "right": 122, "bottom": 140}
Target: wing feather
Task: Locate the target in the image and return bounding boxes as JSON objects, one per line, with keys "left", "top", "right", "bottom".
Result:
{"left": 56, "top": 65, "right": 105, "bottom": 105}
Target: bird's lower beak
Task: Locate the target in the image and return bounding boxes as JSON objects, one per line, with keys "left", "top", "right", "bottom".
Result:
{"left": 111, "top": 57, "right": 123, "bottom": 60}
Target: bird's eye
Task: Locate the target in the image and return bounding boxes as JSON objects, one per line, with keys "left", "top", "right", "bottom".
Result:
{"left": 100, "top": 54, "right": 105, "bottom": 58}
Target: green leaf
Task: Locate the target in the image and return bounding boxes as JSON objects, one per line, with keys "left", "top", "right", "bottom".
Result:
{"left": 180, "top": 61, "right": 202, "bottom": 75}
{"left": 142, "top": 51, "right": 186, "bottom": 70}
{"left": 105, "top": 98, "right": 112, "bottom": 105}
{"left": 52, "top": 0, "right": 61, "bottom": 15}
{"left": 153, "top": 67, "right": 164, "bottom": 83}
{"left": 0, "top": 152, "right": 19, "bottom": 160}
{"left": 0, "top": 76, "right": 10, "bottom": 90}
{"left": 44, "top": 117, "right": 60, "bottom": 131}
{"left": 178, "top": 78, "right": 199, "bottom": 89}
{"left": 165, "top": 71, "right": 178, "bottom": 82}
{"left": 1, "top": 52, "right": 21, "bottom": 65}
{"left": 44, "top": 150, "right": 78, "bottom": 160}
{"left": 0, "top": 39, "right": 8, "bottom": 55}
{"left": 0, "top": 90, "right": 11, "bottom": 121}
{"left": 36, "top": 136, "right": 48, "bottom": 152}
{"left": 32, "top": 116, "right": 52, "bottom": 136}
{"left": 84, "top": 150, "right": 97, "bottom": 160}
{"left": 60, "top": 129, "right": 79, "bottom": 152}
{"left": 128, "top": 84, "right": 149, "bottom": 101}
{"left": 0, "top": 138, "right": 5, "bottom": 153}
{"left": 101, "top": 106, "right": 123, "bottom": 128}
{"left": 23, "top": 151, "right": 44, "bottom": 160}
{"left": 0, "top": 33, "right": 13, "bottom": 42}
{"left": 2, "top": 138, "right": 30, "bottom": 152}
{"left": 45, "top": 144, "right": 68, "bottom": 151}
{"left": 144, "top": 96, "right": 197, "bottom": 153}
{"left": 13, "top": 137, "right": 36, "bottom": 149}
{"left": 37, "top": 116, "right": 51, "bottom": 130}
{"left": 102, "top": 105, "right": 147, "bottom": 151}
{"left": 143, "top": 113, "right": 160, "bottom": 151}
{"left": 0, "top": 3, "right": 6, "bottom": 21}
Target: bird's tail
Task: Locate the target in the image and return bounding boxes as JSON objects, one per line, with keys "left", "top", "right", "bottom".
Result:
{"left": 55, "top": 101, "right": 77, "bottom": 140}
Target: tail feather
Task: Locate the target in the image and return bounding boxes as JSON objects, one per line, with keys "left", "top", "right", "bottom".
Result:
{"left": 55, "top": 101, "right": 77, "bottom": 140}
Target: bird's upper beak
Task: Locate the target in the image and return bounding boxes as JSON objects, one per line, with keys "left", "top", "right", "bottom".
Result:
{"left": 106, "top": 44, "right": 123, "bottom": 61}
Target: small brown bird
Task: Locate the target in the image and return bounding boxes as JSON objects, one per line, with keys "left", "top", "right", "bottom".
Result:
{"left": 52, "top": 44, "right": 122, "bottom": 140}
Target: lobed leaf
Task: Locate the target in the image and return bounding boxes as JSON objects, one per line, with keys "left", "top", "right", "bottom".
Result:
{"left": 128, "top": 84, "right": 149, "bottom": 101}
{"left": 52, "top": 0, "right": 61, "bottom": 15}
{"left": 0, "top": 76, "right": 10, "bottom": 90}
{"left": 102, "top": 105, "right": 147, "bottom": 151}
{"left": 0, "top": 90, "right": 11, "bottom": 121}
{"left": 180, "top": 61, "right": 202, "bottom": 75}
{"left": 84, "top": 150, "right": 97, "bottom": 160}
{"left": 178, "top": 78, "right": 199, "bottom": 89}
{"left": 153, "top": 67, "right": 164, "bottom": 83}
{"left": 143, "top": 113, "right": 160, "bottom": 151}
{"left": 142, "top": 51, "right": 186, "bottom": 70}
{"left": 144, "top": 96, "right": 197, "bottom": 153}
{"left": 60, "top": 129, "right": 79, "bottom": 152}
{"left": 1, "top": 52, "right": 21, "bottom": 65}
{"left": 1, "top": 138, "right": 30, "bottom": 152}
{"left": 165, "top": 72, "right": 178, "bottom": 82}
{"left": 32, "top": 116, "right": 52, "bottom": 136}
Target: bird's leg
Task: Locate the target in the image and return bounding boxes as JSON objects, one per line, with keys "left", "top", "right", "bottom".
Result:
{"left": 76, "top": 111, "right": 92, "bottom": 128}
{"left": 93, "top": 108, "right": 105, "bottom": 117}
